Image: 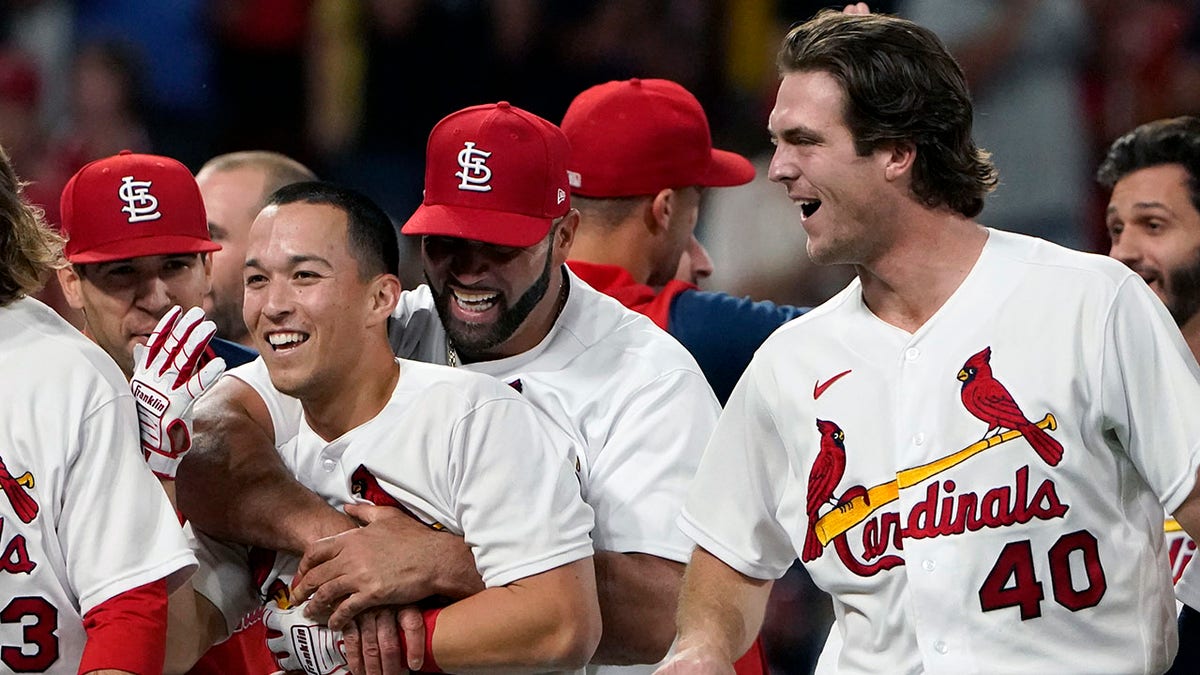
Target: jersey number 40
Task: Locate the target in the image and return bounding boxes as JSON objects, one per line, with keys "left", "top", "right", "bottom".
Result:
{"left": 978, "top": 529, "right": 1107, "bottom": 620}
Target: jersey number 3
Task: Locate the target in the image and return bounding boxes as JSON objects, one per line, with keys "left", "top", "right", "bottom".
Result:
{"left": 978, "top": 529, "right": 1107, "bottom": 620}
{"left": 1, "top": 596, "right": 58, "bottom": 671}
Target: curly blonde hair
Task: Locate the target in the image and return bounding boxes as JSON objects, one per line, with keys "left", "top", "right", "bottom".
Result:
{"left": 0, "top": 145, "right": 65, "bottom": 307}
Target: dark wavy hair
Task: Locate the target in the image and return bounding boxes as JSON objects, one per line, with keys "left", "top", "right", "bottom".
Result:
{"left": 778, "top": 10, "right": 997, "bottom": 218}
{"left": 1096, "top": 116, "right": 1200, "bottom": 214}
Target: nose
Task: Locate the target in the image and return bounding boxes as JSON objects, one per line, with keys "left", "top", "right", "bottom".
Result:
{"left": 1108, "top": 229, "right": 1141, "bottom": 268}
{"left": 259, "top": 277, "right": 295, "bottom": 323}
{"left": 134, "top": 274, "right": 172, "bottom": 316}
{"left": 767, "top": 144, "right": 796, "bottom": 185}
{"left": 687, "top": 236, "right": 714, "bottom": 282}
{"left": 446, "top": 247, "right": 492, "bottom": 285}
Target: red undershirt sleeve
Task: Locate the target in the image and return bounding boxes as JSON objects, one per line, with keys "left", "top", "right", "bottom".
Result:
{"left": 79, "top": 578, "right": 168, "bottom": 674}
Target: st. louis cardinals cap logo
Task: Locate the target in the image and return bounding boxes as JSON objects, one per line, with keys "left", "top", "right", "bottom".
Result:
{"left": 456, "top": 141, "right": 493, "bottom": 192}
{"left": 0, "top": 454, "right": 37, "bottom": 524}
{"left": 118, "top": 175, "right": 163, "bottom": 223}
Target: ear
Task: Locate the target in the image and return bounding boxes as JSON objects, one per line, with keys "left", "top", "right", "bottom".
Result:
{"left": 883, "top": 141, "right": 917, "bottom": 182}
{"left": 551, "top": 209, "right": 579, "bottom": 265}
{"left": 366, "top": 273, "right": 402, "bottom": 327}
{"left": 56, "top": 265, "right": 87, "bottom": 311}
{"left": 647, "top": 188, "right": 675, "bottom": 235}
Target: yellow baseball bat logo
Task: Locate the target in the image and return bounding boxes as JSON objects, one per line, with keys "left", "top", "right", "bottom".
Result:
{"left": 815, "top": 413, "right": 1057, "bottom": 546}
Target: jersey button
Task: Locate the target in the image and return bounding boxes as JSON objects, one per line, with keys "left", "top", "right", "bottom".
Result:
{"left": 934, "top": 640, "right": 948, "bottom": 654}
{"left": 922, "top": 559, "right": 935, "bottom": 571}
{"left": 904, "top": 347, "right": 920, "bottom": 361}
{"left": 322, "top": 458, "right": 337, "bottom": 472}
{"left": 913, "top": 432, "right": 925, "bottom": 446}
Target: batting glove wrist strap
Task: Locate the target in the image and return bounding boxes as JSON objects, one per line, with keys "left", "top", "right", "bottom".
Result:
{"left": 130, "top": 306, "right": 225, "bottom": 479}
{"left": 265, "top": 600, "right": 349, "bottom": 675}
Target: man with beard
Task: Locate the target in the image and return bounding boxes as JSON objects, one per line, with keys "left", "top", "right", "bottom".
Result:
{"left": 177, "top": 102, "right": 720, "bottom": 674}
{"left": 1098, "top": 115, "right": 1200, "bottom": 674}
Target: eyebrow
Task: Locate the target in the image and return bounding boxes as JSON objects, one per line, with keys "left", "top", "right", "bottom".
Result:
{"left": 770, "top": 125, "right": 825, "bottom": 145}
{"left": 1107, "top": 200, "right": 1176, "bottom": 216}
{"left": 244, "top": 254, "right": 334, "bottom": 269}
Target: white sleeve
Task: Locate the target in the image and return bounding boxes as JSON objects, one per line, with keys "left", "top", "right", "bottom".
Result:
{"left": 63, "top": 394, "right": 197, "bottom": 615}
{"left": 586, "top": 369, "right": 719, "bottom": 562}
{"left": 449, "top": 396, "right": 595, "bottom": 587}
{"left": 678, "top": 358, "right": 798, "bottom": 580}
{"left": 1101, "top": 277, "right": 1200, "bottom": 513}
{"left": 185, "top": 524, "right": 257, "bottom": 639}
{"left": 227, "top": 357, "right": 304, "bottom": 446}
{"left": 1179, "top": 560, "right": 1200, "bottom": 608}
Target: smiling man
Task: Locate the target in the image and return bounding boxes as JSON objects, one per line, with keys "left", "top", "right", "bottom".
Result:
{"left": 180, "top": 103, "right": 720, "bottom": 674}
{"left": 1098, "top": 115, "right": 1200, "bottom": 675}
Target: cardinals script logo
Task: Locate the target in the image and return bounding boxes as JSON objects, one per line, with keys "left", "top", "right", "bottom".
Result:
{"left": 805, "top": 347, "right": 1068, "bottom": 576}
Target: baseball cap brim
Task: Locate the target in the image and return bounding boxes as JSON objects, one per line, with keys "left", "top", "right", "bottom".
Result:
{"left": 67, "top": 235, "right": 221, "bottom": 264}
{"left": 699, "top": 149, "right": 756, "bottom": 188}
{"left": 402, "top": 203, "right": 554, "bottom": 248}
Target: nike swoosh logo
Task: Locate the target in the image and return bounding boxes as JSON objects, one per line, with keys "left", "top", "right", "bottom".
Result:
{"left": 813, "top": 369, "right": 852, "bottom": 400}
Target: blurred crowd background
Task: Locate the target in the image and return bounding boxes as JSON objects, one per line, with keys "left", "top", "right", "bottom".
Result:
{"left": 4, "top": 1, "right": 1200, "bottom": 672}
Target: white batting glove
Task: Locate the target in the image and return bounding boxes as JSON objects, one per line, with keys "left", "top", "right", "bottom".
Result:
{"left": 265, "top": 599, "right": 350, "bottom": 675}
{"left": 130, "top": 306, "right": 225, "bottom": 479}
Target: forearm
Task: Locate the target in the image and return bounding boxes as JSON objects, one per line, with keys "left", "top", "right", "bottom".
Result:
{"left": 431, "top": 558, "right": 601, "bottom": 673}
{"left": 674, "top": 548, "right": 773, "bottom": 662}
{"left": 178, "top": 377, "right": 352, "bottom": 552}
{"left": 592, "top": 551, "right": 683, "bottom": 664}
{"left": 164, "top": 584, "right": 227, "bottom": 675}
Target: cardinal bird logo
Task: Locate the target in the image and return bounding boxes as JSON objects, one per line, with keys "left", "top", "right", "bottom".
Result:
{"left": 957, "top": 347, "right": 1063, "bottom": 466}
{"left": 349, "top": 465, "right": 445, "bottom": 531}
{"left": 804, "top": 420, "right": 852, "bottom": 562}
{"left": 0, "top": 454, "right": 37, "bottom": 524}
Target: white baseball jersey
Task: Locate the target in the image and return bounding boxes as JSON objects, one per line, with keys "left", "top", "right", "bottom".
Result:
{"left": 680, "top": 230, "right": 1200, "bottom": 674}
{"left": 193, "top": 358, "right": 595, "bottom": 636}
{"left": 0, "top": 297, "right": 196, "bottom": 673}
{"left": 232, "top": 269, "right": 719, "bottom": 675}
{"left": 1172, "top": 524, "right": 1200, "bottom": 608}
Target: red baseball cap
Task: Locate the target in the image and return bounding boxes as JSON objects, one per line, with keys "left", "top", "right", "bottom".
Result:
{"left": 561, "top": 78, "right": 755, "bottom": 197}
{"left": 402, "top": 102, "right": 571, "bottom": 248}
{"left": 60, "top": 150, "right": 220, "bottom": 264}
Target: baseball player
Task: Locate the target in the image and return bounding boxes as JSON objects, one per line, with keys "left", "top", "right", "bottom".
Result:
{"left": 0, "top": 144, "right": 196, "bottom": 673}
{"left": 178, "top": 102, "right": 720, "bottom": 674}
{"left": 659, "top": 11, "right": 1200, "bottom": 675}
{"left": 562, "top": 77, "right": 807, "bottom": 405}
{"left": 52, "top": 149, "right": 271, "bottom": 673}
{"left": 55, "top": 150, "right": 257, "bottom": 378}
{"left": 1097, "top": 116, "right": 1200, "bottom": 674}
{"left": 176, "top": 181, "right": 600, "bottom": 673}
{"left": 195, "top": 150, "right": 317, "bottom": 348}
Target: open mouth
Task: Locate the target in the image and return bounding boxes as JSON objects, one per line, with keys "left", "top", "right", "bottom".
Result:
{"left": 799, "top": 199, "right": 822, "bottom": 220}
{"left": 265, "top": 331, "right": 310, "bottom": 351}
{"left": 452, "top": 289, "right": 500, "bottom": 314}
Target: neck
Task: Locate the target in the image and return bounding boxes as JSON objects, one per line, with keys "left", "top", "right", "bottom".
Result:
{"left": 570, "top": 221, "right": 653, "bottom": 285}
{"left": 302, "top": 341, "right": 399, "bottom": 442}
{"left": 857, "top": 207, "right": 988, "bottom": 333}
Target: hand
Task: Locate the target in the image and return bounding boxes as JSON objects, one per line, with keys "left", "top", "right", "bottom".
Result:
{"left": 655, "top": 644, "right": 737, "bottom": 675}
{"left": 264, "top": 599, "right": 350, "bottom": 675}
{"left": 292, "top": 503, "right": 480, "bottom": 630}
{"left": 342, "top": 605, "right": 420, "bottom": 675}
{"left": 131, "top": 306, "right": 225, "bottom": 479}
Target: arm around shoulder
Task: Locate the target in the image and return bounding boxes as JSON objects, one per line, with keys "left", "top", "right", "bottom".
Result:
{"left": 178, "top": 374, "right": 352, "bottom": 552}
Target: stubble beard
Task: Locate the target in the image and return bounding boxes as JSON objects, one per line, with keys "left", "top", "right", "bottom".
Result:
{"left": 1166, "top": 247, "right": 1200, "bottom": 327}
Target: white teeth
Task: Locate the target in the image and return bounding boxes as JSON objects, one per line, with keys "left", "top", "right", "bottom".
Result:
{"left": 267, "top": 332, "right": 308, "bottom": 347}
{"left": 453, "top": 289, "right": 499, "bottom": 313}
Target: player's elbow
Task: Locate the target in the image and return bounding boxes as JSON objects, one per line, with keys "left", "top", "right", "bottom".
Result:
{"left": 544, "top": 589, "right": 603, "bottom": 669}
